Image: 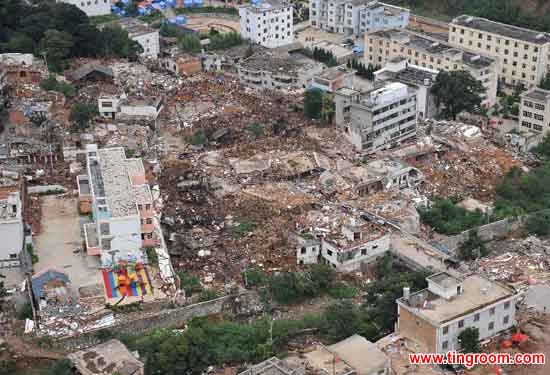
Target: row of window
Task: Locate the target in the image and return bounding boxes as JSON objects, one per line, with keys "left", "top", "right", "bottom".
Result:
{"left": 452, "top": 27, "right": 540, "bottom": 52}
{"left": 522, "top": 111, "right": 545, "bottom": 121}
{"left": 79, "top": 0, "right": 108, "bottom": 6}
{"left": 137, "top": 203, "right": 152, "bottom": 211}
{"left": 524, "top": 101, "right": 546, "bottom": 111}
{"left": 521, "top": 121, "right": 544, "bottom": 131}
{"left": 140, "top": 218, "right": 153, "bottom": 225}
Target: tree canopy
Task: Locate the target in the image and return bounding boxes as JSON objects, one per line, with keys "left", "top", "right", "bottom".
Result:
{"left": 431, "top": 70, "right": 486, "bottom": 120}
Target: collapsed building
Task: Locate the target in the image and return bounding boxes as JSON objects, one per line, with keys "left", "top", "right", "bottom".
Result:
{"left": 98, "top": 94, "right": 164, "bottom": 123}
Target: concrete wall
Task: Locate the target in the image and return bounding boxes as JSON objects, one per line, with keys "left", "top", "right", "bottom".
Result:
{"left": 439, "top": 215, "right": 526, "bottom": 252}
{"left": 52, "top": 295, "right": 231, "bottom": 351}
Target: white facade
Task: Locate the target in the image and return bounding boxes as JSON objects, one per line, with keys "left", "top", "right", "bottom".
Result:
{"left": 295, "top": 235, "right": 321, "bottom": 265}
{"left": 58, "top": 0, "right": 111, "bottom": 17}
{"left": 239, "top": 1, "right": 294, "bottom": 48}
{"left": 132, "top": 30, "right": 160, "bottom": 59}
{"left": 98, "top": 96, "right": 163, "bottom": 120}
{"left": 335, "top": 82, "right": 417, "bottom": 153}
{"left": 0, "top": 189, "right": 24, "bottom": 268}
{"left": 519, "top": 88, "right": 550, "bottom": 134}
{"left": 309, "top": 0, "right": 409, "bottom": 37}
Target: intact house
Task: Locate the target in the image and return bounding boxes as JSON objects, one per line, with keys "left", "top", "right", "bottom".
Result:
{"left": 365, "top": 28, "right": 499, "bottom": 107}
{"left": 396, "top": 272, "right": 519, "bottom": 353}
{"left": 309, "top": 0, "right": 409, "bottom": 38}
{"left": 518, "top": 87, "right": 550, "bottom": 137}
{"left": 77, "top": 145, "right": 156, "bottom": 267}
{"left": 239, "top": 0, "right": 294, "bottom": 48}
{"left": 295, "top": 218, "right": 390, "bottom": 271}
{"left": 334, "top": 81, "right": 417, "bottom": 153}
{"left": 373, "top": 57, "right": 439, "bottom": 120}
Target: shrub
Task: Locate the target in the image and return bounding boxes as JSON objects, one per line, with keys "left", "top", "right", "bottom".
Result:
{"left": 198, "top": 289, "right": 219, "bottom": 302}
{"left": 178, "top": 271, "right": 202, "bottom": 296}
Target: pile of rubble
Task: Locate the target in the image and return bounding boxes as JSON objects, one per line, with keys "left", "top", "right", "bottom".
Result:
{"left": 473, "top": 236, "right": 550, "bottom": 286}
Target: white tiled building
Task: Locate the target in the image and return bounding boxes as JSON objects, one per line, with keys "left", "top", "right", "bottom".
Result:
{"left": 58, "top": 0, "right": 111, "bottom": 17}
{"left": 309, "top": 0, "right": 409, "bottom": 37}
{"left": 519, "top": 87, "right": 550, "bottom": 134}
{"left": 239, "top": 1, "right": 294, "bottom": 48}
{"left": 334, "top": 81, "right": 417, "bottom": 153}
{"left": 0, "top": 181, "right": 24, "bottom": 269}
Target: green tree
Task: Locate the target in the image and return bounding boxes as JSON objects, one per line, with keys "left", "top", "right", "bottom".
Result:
{"left": 99, "top": 26, "right": 143, "bottom": 60}
{"left": 304, "top": 88, "right": 324, "bottom": 119}
{"left": 431, "top": 70, "right": 486, "bottom": 120}
{"left": 539, "top": 72, "right": 550, "bottom": 90}
{"left": 322, "top": 301, "right": 361, "bottom": 342}
{"left": 40, "top": 75, "right": 76, "bottom": 97}
{"left": 532, "top": 133, "right": 550, "bottom": 159}
{"left": 198, "top": 288, "right": 219, "bottom": 302}
{"left": 526, "top": 209, "right": 550, "bottom": 236}
{"left": 309, "top": 264, "right": 335, "bottom": 291}
{"left": 269, "top": 272, "right": 315, "bottom": 305}
{"left": 418, "top": 197, "right": 486, "bottom": 234}
{"left": 247, "top": 122, "right": 264, "bottom": 139}
{"left": 458, "top": 327, "right": 481, "bottom": 353}
{"left": 38, "top": 29, "right": 74, "bottom": 72}
{"left": 43, "top": 359, "right": 73, "bottom": 375}
{"left": 459, "top": 230, "right": 488, "bottom": 260}
{"left": 179, "top": 34, "right": 202, "bottom": 53}
{"left": 178, "top": 271, "right": 203, "bottom": 296}
{"left": 2, "top": 32, "right": 34, "bottom": 52}
{"left": 69, "top": 103, "right": 97, "bottom": 129}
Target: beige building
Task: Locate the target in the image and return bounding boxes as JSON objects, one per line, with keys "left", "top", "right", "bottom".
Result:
{"left": 365, "top": 29, "right": 499, "bottom": 107}
{"left": 519, "top": 87, "right": 550, "bottom": 134}
{"left": 449, "top": 15, "right": 550, "bottom": 88}
{"left": 397, "top": 272, "right": 518, "bottom": 353}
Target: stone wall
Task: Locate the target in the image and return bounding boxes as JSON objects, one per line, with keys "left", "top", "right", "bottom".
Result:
{"left": 53, "top": 295, "right": 229, "bottom": 351}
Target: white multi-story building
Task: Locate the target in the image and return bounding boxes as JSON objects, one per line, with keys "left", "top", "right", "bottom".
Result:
{"left": 449, "top": 15, "right": 550, "bottom": 87}
{"left": 519, "top": 87, "right": 550, "bottom": 135}
{"left": 334, "top": 81, "right": 417, "bottom": 153}
{"left": 309, "top": 0, "right": 409, "bottom": 37}
{"left": 239, "top": 0, "right": 294, "bottom": 48}
{"left": 77, "top": 145, "right": 156, "bottom": 267}
{"left": 98, "top": 95, "right": 163, "bottom": 121}
{"left": 397, "top": 272, "right": 518, "bottom": 353}
{"left": 107, "top": 18, "right": 160, "bottom": 59}
{"left": 365, "top": 29, "right": 499, "bottom": 107}
{"left": 0, "top": 180, "right": 24, "bottom": 269}
{"left": 58, "top": 0, "right": 111, "bottom": 17}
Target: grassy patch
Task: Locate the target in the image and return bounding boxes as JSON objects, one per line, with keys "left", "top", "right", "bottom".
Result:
{"left": 174, "top": 6, "right": 238, "bottom": 16}
{"left": 231, "top": 218, "right": 258, "bottom": 239}
{"left": 328, "top": 283, "right": 358, "bottom": 299}
{"left": 90, "top": 14, "right": 120, "bottom": 25}
{"left": 146, "top": 247, "right": 158, "bottom": 266}
{"left": 418, "top": 197, "right": 487, "bottom": 235}
{"left": 178, "top": 271, "right": 203, "bottom": 296}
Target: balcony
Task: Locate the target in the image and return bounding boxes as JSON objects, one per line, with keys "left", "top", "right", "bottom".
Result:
{"left": 84, "top": 223, "right": 101, "bottom": 256}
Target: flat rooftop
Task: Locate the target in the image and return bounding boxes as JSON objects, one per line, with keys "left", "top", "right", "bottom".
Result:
{"left": 522, "top": 88, "right": 550, "bottom": 102}
{"left": 126, "top": 158, "right": 145, "bottom": 176}
{"left": 241, "top": 0, "right": 289, "bottom": 13}
{"left": 133, "top": 184, "right": 152, "bottom": 204}
{"left": 398, "top": 275, "right": 516, "bottom": 324}
{"left": 328, "top": 334, "right": 388, "bottom": 375}
{"left": 323, "top": 221, "right": 387, "bottom": 251}
{"left": 97, "top": 147, "right": 138, "bottom": 217}
{"left": 369, "top": 29, "right": 495, "bottom": 68}
{"left": 313, "top": 40, "right": 355, "bottom": 59}
{"left": 452, "top": 15, "right": 550, "bottom": 44}
{"left": 316, "top": 65, "right": 353, "bottom": 81}
{"left": 106, "top": 18, "right": 156, "bottom": 37}
{"left": 120, "top": 96, "right": 162, "bottom": 108}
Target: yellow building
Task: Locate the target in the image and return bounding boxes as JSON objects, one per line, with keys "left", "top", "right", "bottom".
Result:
{"left": 364, "top": 29, "right": 499, "bottom": 107}
{"left": 449, "top": 15, "right": 550, "bottom": 87}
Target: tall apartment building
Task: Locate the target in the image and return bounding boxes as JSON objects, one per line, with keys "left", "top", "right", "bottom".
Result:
{"left": 334, "top": 81, "right": 417, "bottom": 152}
{"left": 365, "top": 29, "right": 499, "bottom": 106}
{"left": 519, "top": 87, "right": 550, "bottom": 134}
{"left": 397, "top": 272, "right": 518, "bottom": 353}
{"left": 449, "top": 15, "right": 550, "bottom": 87}
{"left": 239, "top": 1, "right": 294, "bottom": 48}
{"left": 77, "top": 145, "right": 155, "bottom": 267}
{"left": 58, "top": 0, "right": 111, "bottom": 17}
{"left": 309, "top": 0, "right": 409, "bottom": 37}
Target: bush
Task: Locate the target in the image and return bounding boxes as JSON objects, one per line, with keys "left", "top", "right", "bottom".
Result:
{"left": 231, "top": 218, "right": 257, "bottom": 239}
{"left": 43, "top": 359, "right": 73, "bottom": 375}
{"left": 459, "top": 230, "right": 488, "bottom": 260}
{"left": 186, "top": 129, "right": 207, "bottom": 145}
{"left": 178, "top": 271, "right": 202, "bottom": 296}
{"left": 458, "top": 327, "right": 480, "bottom": 353}
{"left": 209, "top": 32, "right": 242, "bottom": 50}
{"left": 247, "top": 122, "right": 264, "bottom": 139}
{"left": 40, "top": 75, "right": 76, "bottom": 97}
{"left": 418, "top": 197, "right": 487, "bottom": 234}
{"left": 327, "top": 283, "right": 358, "bottom": 299}
{"left": 17, "top": 302, "right": 33, "bottom": 320}
{"left": 269, "top": 272, "right": 316, "bottom": 305}
{"left": 198, "top": 288, "right": 219, "bottom": 302}
{"left": 146, "top": 247, "right": 158, "bottom": 266}
{"left": 26, "top": 243, "right": 38, "bottom": 264}
{"left": 179, "top": 34, "right": 202, "bottom": 53}
{"left": 70, "top": 103, "right": 97, "bottom": 129}
{"left": 243, "top": 267, "right": 267, "bottom": 287}
{"left": 525, "top": 210, "right": 550, "bottom": 236}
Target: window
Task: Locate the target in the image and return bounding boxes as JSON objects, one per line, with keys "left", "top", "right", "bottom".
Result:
{"left": 535, "top": 103, "right": 546, "bottom": 110}
{"left": 442, "top": 326, "right": 449, "bottom": 335}
{"left": 503, "top": 315, "right": 510, "bottom": 324}
{"left": 504, "top": 301, "right": 511, "bottom": 309}
{"left": 361, "top": 248, "right": 367, "bottom": 255}
{"left": 146, "top": 218, "right": 153, "bottom": 224}
{"left": 137, "top": 204, "right": 143, "bottom": 210}
{"left": 327, "top": 250, "right": 333, "bottom": 256}
{"left": 474, "top": 313, "right": 480, "bottom": 322}
{"left": 489, "top": 307, "right": 495, "bottom": 316}
{"left": 488, "top": 322, "right": 495, "bottom": 330}
{"left": 301, "top": 247, "right": 306, "bottom": 254}
{"left": 442, "top": 341, "right": 449, "bottom": 350}
{"left": 145, "top": 204, "right": 151, "bottom": 210}
{"left": 458, "top": 320, "right": 464, "bottom": 328}
{"left": 9, "top": 253, "right": 17, "bottom": 259}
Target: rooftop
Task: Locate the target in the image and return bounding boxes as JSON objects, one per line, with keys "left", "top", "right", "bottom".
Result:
{"left": 398, "top": 274, "right": 516, "bottom": 324}
{"left": 106, "top": 18, "right": 156, "bottom": 37}
{"left": 239, "top": 52, "right": 320, "bottom": 75}
{"left": 328, "top": 335, "right": 388, "bottom": 375}
{"left": 240, "top": 0, "right": 290, "bottom": 13}
{"left": 126, "top": 158, "right": 145, "bottom": 176}
{"left": 68, "top": 339, "right": 144, "bottom": 375}
{"left": 323, "top": 220, "right": 387, "bottom": 251}
{"left": 238, "top": 357, "right": 303, "bottom": 375}
{"left": 120, "top": 96, "right": 163, "bottom": 108}
{"left": 97, "top": 147, "right": 138, "bottom": 217}
{"left": 369, "top": 29, "right": 496, "bottom": 68}
{"left": 522, "top": 87, "right": 550, "bottom": 102}
{"left": 316, "top": 65, "right": 354, "bottom": 81}
{"left": 452, "top": 15, "right": 550, "bottom": 44}
{"left": 313, "top": 40, "right": 355, "bottom": 59}
{"left": 133, "top": 184, "right": 152, "bottom": 204}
